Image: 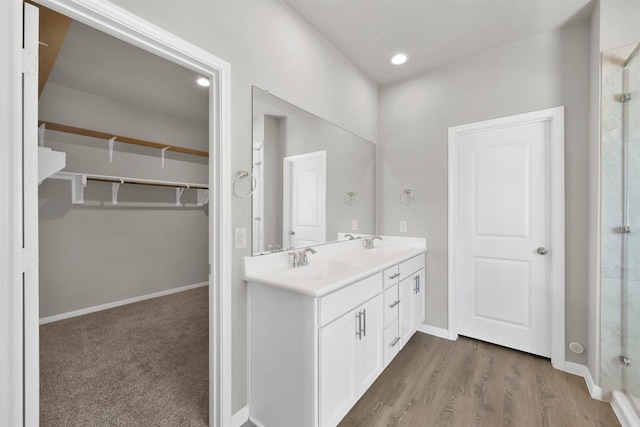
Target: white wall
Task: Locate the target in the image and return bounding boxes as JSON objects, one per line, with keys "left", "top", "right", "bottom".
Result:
{"left": 111, "top": 0, "right": 379, "bottom": 412}
{"left": 378, "top": 19, "right": 591, "bottom": 364}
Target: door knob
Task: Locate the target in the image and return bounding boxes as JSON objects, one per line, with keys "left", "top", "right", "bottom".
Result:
{"left": 289, "top": 231, "right": 295, "bottom": 235}
{"left": 537, "top": 247, "right": 548, "bottom": 255}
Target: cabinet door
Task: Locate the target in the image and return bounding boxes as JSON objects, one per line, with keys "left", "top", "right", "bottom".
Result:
{"left": 356, "top": 293, "right": 384, "bottom": 393}
{"left": 399, "top": 275, "right": 413, "bottom": 347}
{"left": 319, "top": 310, "right": 358, "bottom": 427}
{"left": 413, "top": 268, "right": 425, "bottom": 331}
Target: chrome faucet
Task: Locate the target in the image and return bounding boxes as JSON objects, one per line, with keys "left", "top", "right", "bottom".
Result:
{"left": 299, "top": 247, "right": 317, "bottom": 266}
{"left": 268, "top": 243, "right": 282, "bottom": 252}
{"left": 289, "top": 247, "right": 317, "bottom": 267}
{"left": 363, "top": 235, "right": 382, "bottom": 250}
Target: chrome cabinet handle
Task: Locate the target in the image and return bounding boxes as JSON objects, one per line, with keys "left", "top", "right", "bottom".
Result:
{"left": 414, "top": 275, "right": 420, "bottom": 293}
{"left": 355, "top": 312, "right": 361, "bottom": 340}
{"left": 389, "top": 273, "right": 400, "bottom": 279}
{"left": 389, "top": 300, "right": 400, "bottom": 308}
{"left": 390, "top": 337, "right": 401, "bottom": 348}
{"left": 362, "top": 309, "right": 366, "bottom": 337}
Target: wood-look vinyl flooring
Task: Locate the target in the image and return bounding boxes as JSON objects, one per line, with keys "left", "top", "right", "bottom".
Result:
{"left": 339, "top": 333, "right": 620, "bottom": 427}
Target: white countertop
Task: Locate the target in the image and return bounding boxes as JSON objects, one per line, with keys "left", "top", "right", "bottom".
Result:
{"left": 243, "top": 236, "right": 427, "bottom": 297}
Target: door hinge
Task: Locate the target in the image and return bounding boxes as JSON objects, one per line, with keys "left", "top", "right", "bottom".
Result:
{"left": 21, "top": 248, "right": 37, "bottom": 273}
{"left": 22, "top": 49, "right": 37, "bottom": 76}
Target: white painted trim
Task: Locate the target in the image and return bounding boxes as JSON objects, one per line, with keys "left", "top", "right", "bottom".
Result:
{"left": 231, "top": 406, "right": 250, "bottom": 427}
{"left": 563, "top": 362, "right": 604, "bottom": 401}
{"left": 39, "top": 282, "right": 209, "bottom": 325}
{"left": 0, "top": 1, "right": 26, "bottom": 424}
{"left": 447, "top": 106, "right": 566, "bottom": 368}
{"left": 611, "top": 391, "right": 640, "bottom": 427}
{"left": 249, "top": 416, "right": 267, "bottom": 427}
{"left": 416, "top": 324, "right": 453, "bottom": 341}
{"left": 26, "top": 1, "right": 232, "bottom": 426}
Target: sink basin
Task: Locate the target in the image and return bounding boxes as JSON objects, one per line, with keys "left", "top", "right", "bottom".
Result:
{"left": 367, "top": 246, "right": 408, "bottom": 254}
{"left": 283, "top": 261, "right": 354, "bottom": 281}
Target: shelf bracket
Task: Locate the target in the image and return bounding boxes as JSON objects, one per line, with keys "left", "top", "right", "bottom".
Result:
{"left": 161, "top": 146, "right": 170, "bottom": 168}
{"left": 38, "top": 123, "right": 45, "bottom": 147}
{"left": 197, "top": 189, "right": 209, "bottom": 206}
{"left": 108, "top": 137, "right": 116, "bottom": 163}
{"left": 112, "top": 180, "right": 122, "bottom": 205}
{"left": 70, "top": 174, "right": 86, "bottom": 204}
{"left": 176, "top": 187, "right": 185, "bottom": 207}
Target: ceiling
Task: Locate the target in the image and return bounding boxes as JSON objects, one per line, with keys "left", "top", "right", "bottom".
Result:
{"left": 285, "top": 0, "right": 594, "bottom": 85}
{"left": 46, "top": 19, "right": 209, "bottom": 126}
{"left": 43, "top": 1, "right": 595, "bottom": 123}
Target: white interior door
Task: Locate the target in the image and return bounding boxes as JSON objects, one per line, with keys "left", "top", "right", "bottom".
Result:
{"left": 283, "top": 151, "right": 326, "bottom": 248}
{"left": 453, "top": 118, "right": 551, "bottom": 357}
{"left": 23, "top": 3, "right": 40, "bottom": 425}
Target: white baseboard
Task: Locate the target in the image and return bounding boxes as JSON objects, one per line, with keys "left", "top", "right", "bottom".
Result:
{"left": 39, "top": 282, "right": 209, "bottom": 325}
{"left": 611, "top": 391, "right": 640, "bottom": 427}
{"left": 563, "top": 361, "right": 604, "bottom": 401}
{"left": 231, "top": 405, "right": 249, "bottom": 427}
{"left": 416, "top": 323, "right": 453, "bottom": 340}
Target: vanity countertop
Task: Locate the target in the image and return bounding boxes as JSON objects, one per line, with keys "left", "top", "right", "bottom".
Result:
{"left": 243, "top": 237, "right": 426, "bottom": 297}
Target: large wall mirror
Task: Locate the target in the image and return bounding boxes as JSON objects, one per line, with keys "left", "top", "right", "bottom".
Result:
{"left": 251, "top": 87, "right": 376, "bottom": 255}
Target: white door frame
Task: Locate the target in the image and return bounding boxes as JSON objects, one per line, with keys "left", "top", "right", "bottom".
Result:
{"left": 4, "top": 1, "right": 233, "bottom": 425}
{"left": 282, "top": 150, "right": 327, "bottom": 249}
{"left": 448, "top": 106, "right": 565, "bottom": 370}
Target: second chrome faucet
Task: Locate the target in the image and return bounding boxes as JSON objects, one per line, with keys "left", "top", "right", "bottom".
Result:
{"left": 289, "top": 247, "right": 317, "bottom": 267}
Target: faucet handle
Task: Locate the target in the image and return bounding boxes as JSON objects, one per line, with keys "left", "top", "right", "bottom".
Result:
{"left": 288, "top": 251, "right": 299, "bottom": 267}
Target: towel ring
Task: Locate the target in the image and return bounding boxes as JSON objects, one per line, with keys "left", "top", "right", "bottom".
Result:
{"left": 398, "top": 188, "right": 415, "bottom": 205}
{"left": 233, "top": 171, "right": 257, "bottom": 198}
{"left": 344, "top": 191, "right": 359, "bottom": 206}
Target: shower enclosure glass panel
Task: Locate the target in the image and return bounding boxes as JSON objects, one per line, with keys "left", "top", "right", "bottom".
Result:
{"left": 623, "top": 44, "right": 640, "bottom": 412}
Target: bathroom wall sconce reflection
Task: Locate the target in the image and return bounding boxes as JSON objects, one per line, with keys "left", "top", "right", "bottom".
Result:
{"left": 398, "top": 188, "right": 415, "bottom": 205}
{"left": 344, "top": 191, "right": 359, "bottom": 206}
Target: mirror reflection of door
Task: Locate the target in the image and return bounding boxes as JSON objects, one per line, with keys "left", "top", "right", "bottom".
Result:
{"left": 283, "top": 151, "right": 327, "bottom": 249}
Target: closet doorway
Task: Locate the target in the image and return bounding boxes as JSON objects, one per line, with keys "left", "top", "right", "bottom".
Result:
{"left": 23, "top": 1, "right": 231, "bottom": 426}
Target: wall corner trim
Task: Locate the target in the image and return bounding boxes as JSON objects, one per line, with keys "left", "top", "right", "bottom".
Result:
{"left": 416, "top": 324, "right": 453, "bottom": 341}
{"left": 563, "top": 361, "right": 604, "bottom": 401}
{"left": 231, "top": 405, "right": 249, "bottom": 427}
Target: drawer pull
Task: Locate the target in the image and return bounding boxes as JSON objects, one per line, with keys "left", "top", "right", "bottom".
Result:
{"left": 390, "top": 337, "right": 401, "bottom": 348}
{"left": 389, "top": 273, "right": 400, "bottom": 279}
{"left": 388, "top": 300, "right": 400, "bottom": 308}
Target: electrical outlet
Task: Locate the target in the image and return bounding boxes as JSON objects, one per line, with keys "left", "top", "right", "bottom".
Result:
{"left": 400, "top": 221, "right": 407, "bottom": 233}
{"left": 235, "top": 227, "right": 247, "bottom": 249}
{"left": 352, "top": 219, "right": 358, "bottom": 231}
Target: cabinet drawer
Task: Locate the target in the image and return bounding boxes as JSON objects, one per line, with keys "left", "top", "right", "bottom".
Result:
{"left": 400, "top": 254, "right": 424, "bottom": 279}
{"left": 319, "top": 272, "right": 382, "bottom": 327}
{"left": 383, "top": 265, "right": 400, "bottom": 289}
{"left": 384, "top": 319, "right": 400, "bottom": 366}
{"left": 383, "top": 284, "right": 399, "bottom": 328}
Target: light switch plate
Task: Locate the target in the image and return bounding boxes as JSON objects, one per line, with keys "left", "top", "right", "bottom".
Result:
{"left": 235, "top": 227, "right": 247, "bottom": 249}
{"left": 400, "top": 221, "right": 407, "bottom": 233}
{"left": 351, "top": 219, "right": 358, "bottom": 230}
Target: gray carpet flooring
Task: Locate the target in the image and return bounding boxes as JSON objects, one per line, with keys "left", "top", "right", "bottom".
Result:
{"left": 40, "top": 286, "right": 209, "bottom": 426}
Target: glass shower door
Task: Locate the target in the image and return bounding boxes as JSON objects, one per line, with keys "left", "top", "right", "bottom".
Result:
{"left": 622, "top": 45, "right": 640, "bottom": 412}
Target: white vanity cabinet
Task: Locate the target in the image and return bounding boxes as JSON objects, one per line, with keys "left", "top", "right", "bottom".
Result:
{"left": 319, "top": 292, "right": 383, "bottom": 427}
{"left": 246, "top": 243, "right": 426, "bottom": 427}
{"left": 384, "top": 254, "right": 426, "bottom": 359}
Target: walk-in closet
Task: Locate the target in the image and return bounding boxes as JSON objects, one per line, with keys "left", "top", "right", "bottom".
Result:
{"left": 35, "top": 4, "right": 211, "bottom": 424}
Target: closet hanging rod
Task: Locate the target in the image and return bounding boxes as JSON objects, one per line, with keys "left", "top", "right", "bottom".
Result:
{"left": 87, "top": 176, "right": 208, "bottom": 190}
{"left": 39, "top": 121, "right": 209, "bottom": 158}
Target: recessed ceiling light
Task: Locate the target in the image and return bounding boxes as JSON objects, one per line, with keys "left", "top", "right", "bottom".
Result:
{"left": 196, "top": 77, "right": 210, "bottom": 87}
{"left": 390, "top": 53, "right": 409, "bottom": 65}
